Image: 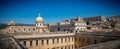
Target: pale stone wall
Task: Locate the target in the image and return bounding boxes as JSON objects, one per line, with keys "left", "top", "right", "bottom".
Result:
{"left": 12, "top": 32, "right": 120, "bottom": 49}
{"left": 6, "top": 26, "right": 49, "bottom": 33}
{"left": 15, "top": 33, "right": 75, "bottom": 49}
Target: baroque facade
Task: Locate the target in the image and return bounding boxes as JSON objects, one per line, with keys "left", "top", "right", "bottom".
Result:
{"left": 7, "top": 14, "right": 49, "bottom": 33}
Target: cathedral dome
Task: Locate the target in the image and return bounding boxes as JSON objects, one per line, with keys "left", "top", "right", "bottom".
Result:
{"left": 36, "top": 14, "right": 43, "bottom": 23}
{"left": 8, "top": 20, "right": 15, "bottom": 26}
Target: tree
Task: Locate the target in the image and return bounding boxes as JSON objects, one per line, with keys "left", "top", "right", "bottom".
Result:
{"left": 110, "top": 20, "right": 117, "bottom": 32}
{"left": 0, "top": 24, "right": 7, "bottom": 29}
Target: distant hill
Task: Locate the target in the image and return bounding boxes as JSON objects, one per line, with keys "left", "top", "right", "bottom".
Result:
{"left": 0, "top": 23, "right": 34, "bottom": 29}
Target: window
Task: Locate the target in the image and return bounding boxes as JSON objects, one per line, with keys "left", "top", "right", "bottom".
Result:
{"left": 36, "top": 40, "right": 38, "bottom": 46}
{"left": 68, "top": 29, "right": 70, "bottom": 31}
{"left": 57, "top": 38, "right": 59, "bottom": 43}
{"left": 76, "top": 31, "right": 78, "bottom": 33}
{"left": 83, "top": 39, "right": 85, "bottom": 42}
{"left": 47, "top": 39, "right": 49, "bottom": 44}
{"left": 69, "top": 37, "right": 70, "bottom": 42}
{"left": 87, "top": 39, "right": 89, "bottom": 43}
{"left": 61, "top": 47, "right": 63, "bottom": 49}
{"left": 30, "top": 41, "right": 32, "bottom": 46}
{"left": 58, "top": 28, "right": 60, "bottom": 31}
{"left": 40, "top": 23, "right": 41, "bottom": 26}
{"left": 33, "top": 28, "right": 35, "bottom": 30}
{"left": 24, "top": 28, "right": 25, "bottom": 31}
{"left": 23, "top": 41, "right": 26, "bottom": 46}
{"left": 29, "top": 28, "right": 30, "bottom": 31}
{"left": 65, "top": 38, "right": 67, "bottom": 42}
{"left": 53, "top": 39, "right": 54, "bottom": 44}
{"left": 37, "top": 24, "right": 39, "bottom": 26}
{"left": 75, "top": 46, "right": 77, "bottom": 48}
{"left": 42, "top": 40, "right": 44, "bottom": 45}
{"left": 61, "top": 38, "right": 63, "bottom": 43}
{"left": 94, "top": 40, "right": 97, "bottom": 44}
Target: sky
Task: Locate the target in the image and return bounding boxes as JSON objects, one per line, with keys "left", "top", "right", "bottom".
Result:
{"left": 0, "top": 0, "right": 120, "bottom": 24}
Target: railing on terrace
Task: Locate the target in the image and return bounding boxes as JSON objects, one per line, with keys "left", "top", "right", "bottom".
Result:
{"left": 76, "top": 32, "right": 120, "bottom": 37}
{"left": 77, "top": 39, "right": 120, "bottom": 49}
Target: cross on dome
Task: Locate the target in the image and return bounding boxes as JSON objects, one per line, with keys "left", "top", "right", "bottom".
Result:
{"left": 38, "top": 13, "right": 40, "bottom": 16}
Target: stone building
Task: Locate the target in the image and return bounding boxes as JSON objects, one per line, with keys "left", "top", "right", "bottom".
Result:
{"left": 83, "top": 16, "right": 109, "bottom": 32}
{"left": 6, "top": 14, "right": 49, "bottom": 33}
{"left": 83, "top": 16, "right": 107, "bottom": 22}
{"left": 3, "top": 14, "right": 120, "bottom": 49}
{"left": 12, "top": 32, "right": 119, "bottom": 49}
{"left": 48, "top": 16, "right": 87, "bottom": 33}
{"left": 109, "top": 16, "right": 120, "bottom": 22}
{"left": 14, "top": 33, "right": 75, "bottom": 49}
{"left": 83, "top": 16, "right": 107, "bottom": 26}
{"left": 109, "top": 16, "right": 120, "bottom": 31}
{"left": 74, "top": 32, "right": 119, "bottom": 49}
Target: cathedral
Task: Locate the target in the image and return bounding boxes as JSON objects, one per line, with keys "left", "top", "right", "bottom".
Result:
{"left": 7, "top": 14, "right": 49, "bottom": 33}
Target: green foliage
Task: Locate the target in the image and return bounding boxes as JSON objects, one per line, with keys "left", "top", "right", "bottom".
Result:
{"left": 0, "top": 24, "right": 7, "bottom": 29}
{"left": 110, "top": 20, "right": 117, "bottom": 31}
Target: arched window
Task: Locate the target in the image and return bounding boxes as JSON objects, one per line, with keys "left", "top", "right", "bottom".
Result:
{"left": 24, "top": 28, "right": 25, "bottom": 31}
{"left": 33, "top": 28, "right": 35, "bottom": 30}
{"left": 29, "top": 28, "right": 30, "bottom": 31}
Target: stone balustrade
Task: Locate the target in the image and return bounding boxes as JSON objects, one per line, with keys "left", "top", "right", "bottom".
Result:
{"left": 77, "top": 39, "right": 120, "bottom": 49}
